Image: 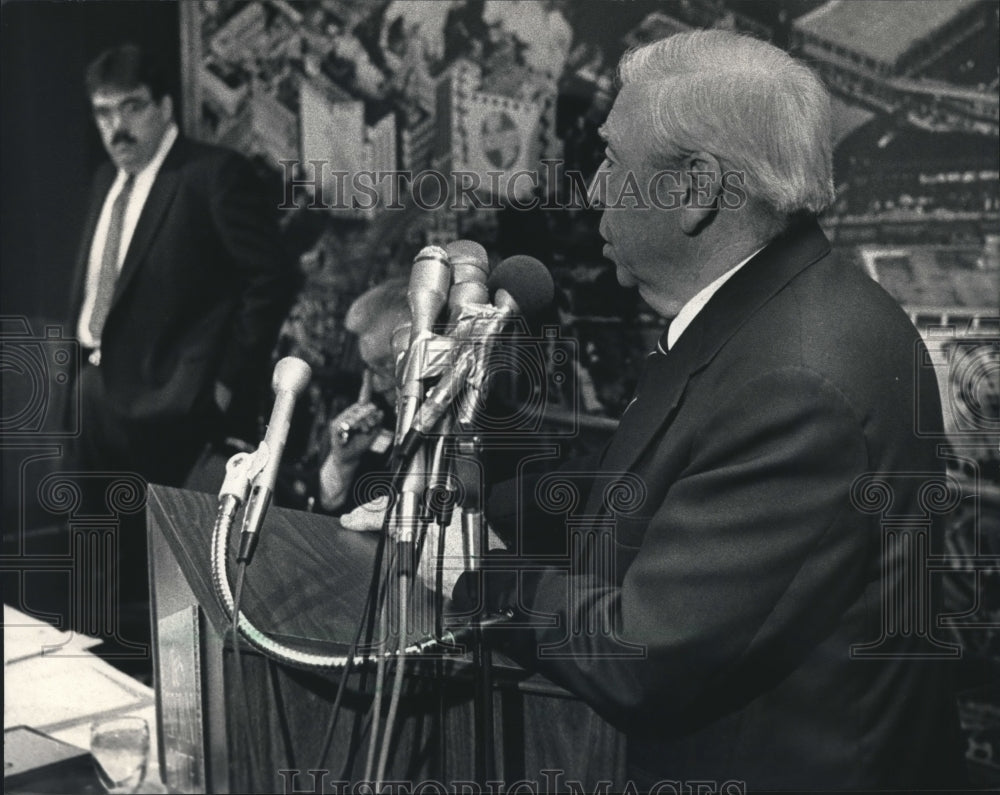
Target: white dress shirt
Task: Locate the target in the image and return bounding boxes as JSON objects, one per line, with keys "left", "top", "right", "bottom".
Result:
{"left": 621, "top": 247, "right": 765, "bottom": 416}
{"left": 77, "top": 124, "right": 179, "bottom": 348}
{"left": 663, "top": 246, "right": 765, "bottom": 352}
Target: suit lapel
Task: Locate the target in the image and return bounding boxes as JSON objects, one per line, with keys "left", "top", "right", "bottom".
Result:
{"left": 599, "top": 337, "right": 695, "bottom": 478}
{"left": 597, "top": 219, "right": 832, "bottom": 487}
{"left": 111, "top": 138, "right": 185, "bottom": 305}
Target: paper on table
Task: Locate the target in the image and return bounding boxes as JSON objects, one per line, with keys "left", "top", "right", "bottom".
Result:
{"left": 4, "top": 655, "right": 151, "bottom": 732}
{"left": 4, "top": 604, "right": 101, "bottom": 663}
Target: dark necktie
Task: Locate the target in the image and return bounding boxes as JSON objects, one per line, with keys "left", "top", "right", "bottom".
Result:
{"left": 621, "top": 348, "right": 666, "bottom": 416}
{"left": 88, "top": 174, "right": 135, "bottom": 342}
{"left": 597, "top": 343, "right": 672, "bottom": 472}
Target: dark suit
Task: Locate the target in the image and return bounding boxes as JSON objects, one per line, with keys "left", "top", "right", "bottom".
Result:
{"left": 458, "top": 219, "right": 966, "bottom": 790}
{"left": 70, "top": 135, "right": 296, "bottom": 486}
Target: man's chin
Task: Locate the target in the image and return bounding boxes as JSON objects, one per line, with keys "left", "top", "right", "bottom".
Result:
{"left": 108, "top": 146, "right": 141, "bottom": 171}
{"left": 616, "top": 266, "right": 637, "bottom": 289}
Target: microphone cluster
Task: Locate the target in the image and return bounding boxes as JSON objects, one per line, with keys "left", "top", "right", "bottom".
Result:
{"left": 207, "top": 240, "right": 555, "bottom": 793}
{"left": 392, "top": 241, "right": 555, "bottom": 462}
{"left": 225, "top": 239, "right": 553, "bottom": 646}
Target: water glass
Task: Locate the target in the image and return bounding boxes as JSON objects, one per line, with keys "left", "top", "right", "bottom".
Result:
{"left": 90, "top": 716, "right": 150, "bottom": 794}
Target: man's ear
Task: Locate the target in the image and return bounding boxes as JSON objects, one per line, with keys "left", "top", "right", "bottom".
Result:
{"left": 680, "top": 151, "right": 723, "bottom": 235}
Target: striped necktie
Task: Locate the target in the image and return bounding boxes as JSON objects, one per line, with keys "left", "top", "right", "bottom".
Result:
{"left": 88, "top": 174, "right": 135, "bottom": 342}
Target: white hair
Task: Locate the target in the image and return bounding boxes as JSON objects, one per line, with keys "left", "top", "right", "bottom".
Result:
{"left": 618, "top": 30, "right": 835, "bottom": 220}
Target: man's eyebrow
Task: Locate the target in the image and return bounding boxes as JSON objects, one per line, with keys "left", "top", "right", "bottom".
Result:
{"left": 91, "top": 91, "right": 147, "bottom": 106}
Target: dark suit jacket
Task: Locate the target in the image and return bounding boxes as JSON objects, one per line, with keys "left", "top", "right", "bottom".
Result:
{"left": 71, "top": 136, "right": 296, "bottom": 426}
{"left": 458, "top": 219, "right": 966, "bottom": 790}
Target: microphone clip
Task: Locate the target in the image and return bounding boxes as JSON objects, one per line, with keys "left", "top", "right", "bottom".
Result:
{"left": 403, "top": 607, "right": 515, "bottom": 656}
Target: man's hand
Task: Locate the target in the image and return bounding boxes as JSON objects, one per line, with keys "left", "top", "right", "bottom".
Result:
{"left": 339, "top": 494, "right": 390, "bottom": 531}
{"left": 329, "top": 402, "right": 384, "bottom": 460}
{"left": 319, "top": 402, "right": 385, "bottom": 512}
{"left": 340, "top": 495, "right": 507, "bottom": 599}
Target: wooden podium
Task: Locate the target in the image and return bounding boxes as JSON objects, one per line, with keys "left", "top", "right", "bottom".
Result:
{"left": 146, "top": 485, "right": 624, "bottom": 794}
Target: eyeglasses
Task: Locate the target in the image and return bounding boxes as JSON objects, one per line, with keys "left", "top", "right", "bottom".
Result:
{"left": 92, "top": 97, "right": 152, "bottom": 125}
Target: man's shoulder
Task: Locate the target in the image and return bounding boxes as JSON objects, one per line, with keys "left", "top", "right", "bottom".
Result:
{"left": 166, "top": 136, "right": 264, "bottom": 194}
{"left": 789, "top": 245, "right": 918, "bottom": 340}
{"left": 170, "top": 136, "right": 251, "bottom": 170}
{"left": 732, "top": 246, "right": 931, "bottom": 408}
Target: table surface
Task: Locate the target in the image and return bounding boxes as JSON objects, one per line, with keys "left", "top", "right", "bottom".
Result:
{"left": 3, "top": 604, "right": 166, "bottom": 791}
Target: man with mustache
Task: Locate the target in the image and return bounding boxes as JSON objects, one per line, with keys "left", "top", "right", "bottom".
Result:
{"left": 69, "top": 44, "right": 296, "bottom": 649}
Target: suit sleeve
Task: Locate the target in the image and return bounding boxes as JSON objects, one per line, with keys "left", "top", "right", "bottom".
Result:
{"left": 209, "top": 153, "right": 298, "bottom": 392}
{"left": 456, "top": 366, "right": 872, "bottom": 729}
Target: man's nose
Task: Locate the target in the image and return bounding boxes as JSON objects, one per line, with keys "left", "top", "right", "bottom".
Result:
{"left": 587, "top": 158, "right": 610, "bottom": 209}
{"left": 107, "top": 117, "right": 131, "bottom": 138}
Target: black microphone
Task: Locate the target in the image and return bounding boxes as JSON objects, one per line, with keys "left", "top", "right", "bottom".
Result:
{"left": 395, "top": 256, "right": 554, "bottom": 462}
{"left": 238, "top": 356, "right": 312, "bottom": 562}
{"left": 404, "top": 608, "right": 515, "bottom": 655}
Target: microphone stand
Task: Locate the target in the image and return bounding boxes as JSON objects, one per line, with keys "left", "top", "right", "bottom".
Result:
{"left": 454, "top": 434, "right": 496, "bottom": 785}
{"left": 447, "top": 321, "right": 503, "bottom": 787}
{"left": 411, "top": 402, "right": 497, "bottom": 787}
{"left": 373, "top": 327, "right": 442, "bottom": 789}
{"left": 371, "top": 432, "right": 427, "bottom": 788}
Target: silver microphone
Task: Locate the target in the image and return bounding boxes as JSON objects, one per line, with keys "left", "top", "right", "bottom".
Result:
{"left": 445, "top": 240, "right": 490, "bottom": 324}
{"left": 397, "top": 246, "right": 452, "bottom": 441}
{"left": 237, "top": 356, "right": 312, "bottom": 562}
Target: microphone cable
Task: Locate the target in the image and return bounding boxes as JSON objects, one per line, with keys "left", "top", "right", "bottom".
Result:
{"left": 230, "top": 561, "right": 262, "bottom": 790}
{"left": 315, "top": 500, "right": 393, "bottom": 777}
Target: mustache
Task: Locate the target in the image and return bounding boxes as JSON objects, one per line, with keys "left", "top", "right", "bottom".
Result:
{"left": 111, "top": 131, "right": 137, "bottom": 145}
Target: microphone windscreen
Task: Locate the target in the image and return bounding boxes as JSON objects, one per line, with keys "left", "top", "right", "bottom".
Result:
{"left": 487, "top": 256, "right": 554, "bottom": 318}
{"left": 272, "top": 356, "right": 312, "bottom": 395}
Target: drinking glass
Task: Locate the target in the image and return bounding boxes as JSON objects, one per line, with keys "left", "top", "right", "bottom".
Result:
{"left": 90, "top": 716, "right": 149, "bottom": 794}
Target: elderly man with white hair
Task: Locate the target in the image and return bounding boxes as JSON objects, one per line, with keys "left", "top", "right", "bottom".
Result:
{"left": 445, "top": 30, "right": 967, "bottom": 791}
{"left": 317, "top": 277, "right": 408, "bottom": 514}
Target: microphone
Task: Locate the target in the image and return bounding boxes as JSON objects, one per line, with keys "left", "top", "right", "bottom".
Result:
{"left": 237, "top": 356, "right": 312, "bottom": 562}
{"left": 395, "top": 256, "right": 554, "bottom": 462}
{"left": 404, "top": 608, "right": 515, "bottom": 655}
{"left": 397, "top": 246, "right": 452, "bottom": 441}
{"left": 421, "top": 241, "right": 488, "bottom": 535}
{"left": 485, "top": 254, "right": 555, "bottom": 319}
{"left": 445, "top": 240, "right": 490, "bottom": 324}
{"left": 407, "top": 245, "right": 451, "bottom": 342}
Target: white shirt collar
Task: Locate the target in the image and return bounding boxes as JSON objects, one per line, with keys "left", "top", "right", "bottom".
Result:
{"left": 663, "top": 246, "right": 765, "bottom": 351}
{"left": 117, "top": 122, "right": 177, "bottom": 184}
